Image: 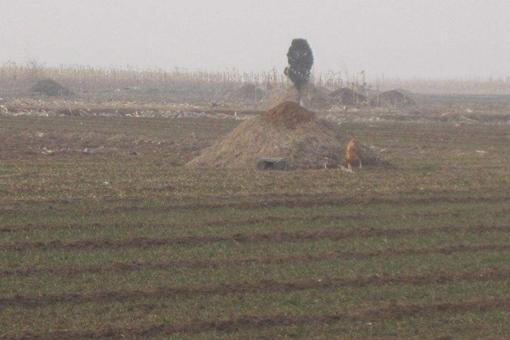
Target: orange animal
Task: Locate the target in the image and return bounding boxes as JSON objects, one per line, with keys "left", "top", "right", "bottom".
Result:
{"left": 345, "top": 138, "right": 362, "bottom": 171}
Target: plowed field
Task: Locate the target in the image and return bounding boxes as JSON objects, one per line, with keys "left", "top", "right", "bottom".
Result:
{"left": 1, "top": 115, "right": 509, "bottom": 339}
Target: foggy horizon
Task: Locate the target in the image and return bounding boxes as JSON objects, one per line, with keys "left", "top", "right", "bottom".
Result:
{"left": 2, "top": 0, "right": 509, "bottom": 80}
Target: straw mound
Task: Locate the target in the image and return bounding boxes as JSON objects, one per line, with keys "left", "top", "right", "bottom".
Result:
{"left": 262, "top": 101, "right": 315, "bottom": 128}
{"left": 188, "top": 102, "right": 387, "bottom": 169}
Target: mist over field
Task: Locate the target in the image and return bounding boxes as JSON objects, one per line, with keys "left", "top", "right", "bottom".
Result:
{"left": 1, "top": 0, "right": 510, "bottom": 79}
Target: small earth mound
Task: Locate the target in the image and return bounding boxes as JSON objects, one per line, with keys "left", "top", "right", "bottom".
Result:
{"left": 372, "top": 90, "right": 415, "bottom": 106}
{"left": 188, "top": 102, "right": 388, "bottom": 169}
{"left": 31, "top": 79, "right": 73, "bottom": 97}
{"left": 329, "top": 87, "right": 367, "bottom": 106}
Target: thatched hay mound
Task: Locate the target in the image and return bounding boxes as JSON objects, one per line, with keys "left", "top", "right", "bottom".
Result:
{"left": 188, "top": 102, "right": 387, "bottom": 169}
{"left": 329, "top": 87, "right": 367, "bottom": 106}
{"left": 373, "top": 90, "right": 415, "bottom": 106}
{"left": 262, "top": 101, "right": 314, "bottom": 128}
{"left": 31, "top": 79, "right": 73, "bottom": 97}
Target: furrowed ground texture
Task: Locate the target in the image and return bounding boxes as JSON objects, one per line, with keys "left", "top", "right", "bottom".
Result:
{"left": 0, "top": 115, "right": 510, "bottom": 339}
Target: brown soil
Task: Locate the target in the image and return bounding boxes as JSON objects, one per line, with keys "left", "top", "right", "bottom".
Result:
{"left": 12, "top": 297, "right": 510, "bottom": 339}
{"left": 2, "top": 269, "right": 509, "bottom": 309}
{"left": 187, "top": 101, "right": 387, "bottom": 169}
{"left": 13, "top": 297, "right": 510, "bottom": 339}
{"left": 2, "top": 194, "right": 510, "bottom": 224}
{"left": 3, "top": 224, "right": 510, "bottom": 252}
{"left": 66, "top": 194, "right": 510, "bottom": 214}
{"left": 9, "top": 206, "right": 509, "bottom": 233}
{"left": 3, "top": 243, "right": 510, "bottom": 278}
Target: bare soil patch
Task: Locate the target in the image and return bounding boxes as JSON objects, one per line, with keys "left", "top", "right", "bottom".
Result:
{"left": 3, "top": 224, "right": 510, "bottom": 252}
{"left": 2, "top": 269, "right": 509, "bottom": 309}
{"left": 3, "top": 243, "right": 510, "bottom": 278}
{"left": 12, "top": 297, "right": 510, "bottom": 339}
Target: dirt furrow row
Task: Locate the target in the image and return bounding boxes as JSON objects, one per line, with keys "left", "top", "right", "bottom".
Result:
{"left": 90, "top": 194, "right": 510, "bottom": 214}
{"left": 1, "top": 224, "right": 510, "bottom": 252}
{"left": 7, "top": 297, "right": 510, "bottom": 339}
{"left": 7, "top": 207, "right": 509, "bottom": 233}
{"left": 0, "top": 213, "right": 393, "bottom": 233}
{"left": 2, "top": 268, "right": 510, "bottom": 308}
{"left": 3, "top": 243, "right": 510, "bottom": 278}
{"left": 2, "top": 192, "right": 510, "bottom": 216}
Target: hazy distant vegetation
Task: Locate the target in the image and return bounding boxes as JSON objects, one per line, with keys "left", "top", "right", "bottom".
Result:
{"left": 1, "top": 62, "right": 510, "bottom": 101}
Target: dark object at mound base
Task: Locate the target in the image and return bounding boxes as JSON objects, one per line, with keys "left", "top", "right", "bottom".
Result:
{"left": 257, "top": 158, "right": 288, "bottom": 171}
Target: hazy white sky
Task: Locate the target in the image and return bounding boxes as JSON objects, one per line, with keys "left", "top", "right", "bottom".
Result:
{"left": 1, "top": 0, "right": 509, "bottom": 78}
